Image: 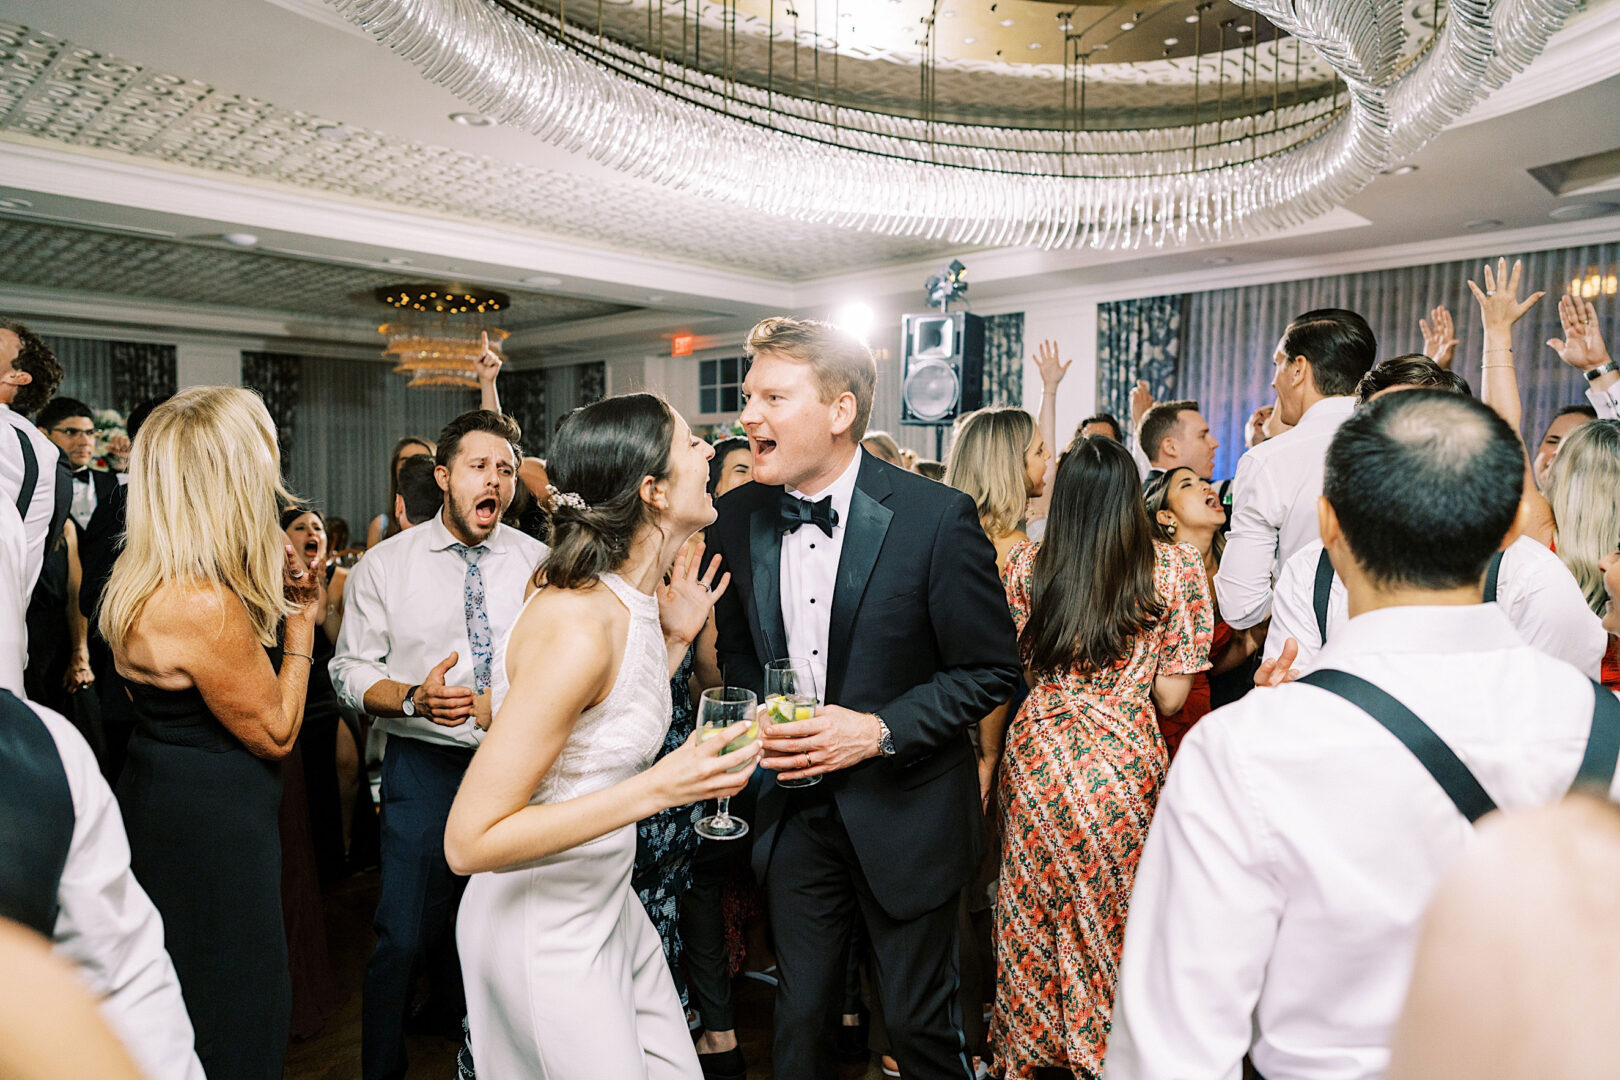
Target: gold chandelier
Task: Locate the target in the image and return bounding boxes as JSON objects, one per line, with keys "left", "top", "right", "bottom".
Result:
{"left": 376, "top": 284, "right": 510, "bottom": 389}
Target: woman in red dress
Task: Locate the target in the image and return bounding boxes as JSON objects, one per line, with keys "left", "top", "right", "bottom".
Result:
{"left": 992, "top": 437, "right": 1211, "bottom": 1078}
{"left": 1142, "top": 467, "right": 1258, "bottom": 758}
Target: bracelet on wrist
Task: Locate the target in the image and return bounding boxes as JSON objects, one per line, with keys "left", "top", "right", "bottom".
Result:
{"left": 283, "top": 650, "right": 314, "bottom": 663}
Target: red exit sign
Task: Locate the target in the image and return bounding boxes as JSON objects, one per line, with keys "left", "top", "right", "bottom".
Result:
{"left": 672, "top": 333, "right": 695, "bottom": 357}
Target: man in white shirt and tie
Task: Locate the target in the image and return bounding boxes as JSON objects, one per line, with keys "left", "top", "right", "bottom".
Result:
{"left": 331, "top": 409, "right": 546, "bottom": 1080}
{"left": 0, "top": 317, "right": 64, "bottom": 594}
{"left": 1108, "top": 389, "right": 1620, "bottom": 1080}
{"left": 1265, "top": 355, "right": 1608, "bottom": 679}
{"left": 1214, "top": 309, "right": 1378, "bottom": 629}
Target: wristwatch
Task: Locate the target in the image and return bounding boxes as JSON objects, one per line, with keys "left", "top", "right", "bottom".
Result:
{"left": 874, "top": 715, "right": 895, "bottom": 757}
{"left": 1583, "top": 359, "right": 1618, "bottom": 383}
{"left": 401, "top": 684, "right": 421, "bottom": 717}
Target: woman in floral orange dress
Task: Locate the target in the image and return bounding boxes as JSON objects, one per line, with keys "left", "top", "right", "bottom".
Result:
{"left": 992, "top": 436, "right": 1212, "bottom": 1078}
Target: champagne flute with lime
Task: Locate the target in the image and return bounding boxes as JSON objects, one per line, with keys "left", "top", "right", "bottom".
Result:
{"left": 765, "top": 658, "right": 821, "bottom": 789}
{"left": 694, "top": 687, "right": 759, "bottom": 841}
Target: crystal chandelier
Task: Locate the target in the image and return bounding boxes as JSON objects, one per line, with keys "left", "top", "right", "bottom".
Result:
{"left": 376, "top": 284, "right": 508, "bottom": 389}
{"left": 333, "top": 0, "right": 1579, "bottom": 250}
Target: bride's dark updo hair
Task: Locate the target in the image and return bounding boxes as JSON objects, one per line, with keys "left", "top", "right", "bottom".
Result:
{"left": 538, "top": 393, "right": 675, "bottom": 590}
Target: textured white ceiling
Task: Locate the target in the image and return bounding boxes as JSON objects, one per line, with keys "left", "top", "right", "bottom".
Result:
{"left": 0, "top": 216, "right": 633, "bottom": 327}
{"left": 0, "top": 20, "right": 965, "bottom": 281}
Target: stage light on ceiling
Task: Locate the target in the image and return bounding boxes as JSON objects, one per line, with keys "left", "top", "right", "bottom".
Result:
{"left": 924, "top": 260, "right": 968, "bottom": 311}
{"left": 834, "top": 302, "right": 876, "bottom": 343}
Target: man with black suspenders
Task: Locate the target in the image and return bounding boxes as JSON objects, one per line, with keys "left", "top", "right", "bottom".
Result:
{"left": 1108, "top": 390, "right": 1620, "bottom": 1080}
{"left": 1261, "top": 355, "right": 1607, "bottom": 682}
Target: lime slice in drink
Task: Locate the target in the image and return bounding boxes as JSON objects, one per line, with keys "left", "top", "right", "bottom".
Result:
{"left": 699, "top": 719, "right": 760, "bottom": 772}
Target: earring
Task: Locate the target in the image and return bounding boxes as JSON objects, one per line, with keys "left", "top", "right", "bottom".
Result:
{"left": 1165, "top": 522, "right": 1176, "bottom": 537}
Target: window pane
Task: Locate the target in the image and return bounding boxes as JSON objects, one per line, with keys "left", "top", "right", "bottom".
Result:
{"left": 720, "top": 356, "right": 738, "bottom": 382}
{"left": 700, "top": 359, "right": 717, "bottom": 386}
{"left": 721, "top": 386, "right": 739, "bottom": 413}
{"left": 700, "top": 388, "right": 717, "bottom": 414}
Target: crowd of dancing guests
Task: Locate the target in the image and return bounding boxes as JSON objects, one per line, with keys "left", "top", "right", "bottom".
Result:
{"left": 3, "top": 254, "right": 1620, "bottom": 1080}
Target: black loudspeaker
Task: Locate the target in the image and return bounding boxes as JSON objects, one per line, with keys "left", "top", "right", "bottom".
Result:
{"left": 899, "top": 311, "right": 985, "bottom": 426}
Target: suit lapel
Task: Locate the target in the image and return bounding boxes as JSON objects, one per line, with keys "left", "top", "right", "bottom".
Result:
{"left": 825, "top": 458, "right": 894, "bottom": 703}
{"left": 748, "top": 499, "right": 788, "bottom": 664}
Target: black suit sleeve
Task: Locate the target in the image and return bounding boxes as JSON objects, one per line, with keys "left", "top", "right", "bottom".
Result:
{"left": 709, "top": 526, "right": 765, "bottom": 698}
{"left": 878, "top": 495, "right": 1021, "bottom": 763}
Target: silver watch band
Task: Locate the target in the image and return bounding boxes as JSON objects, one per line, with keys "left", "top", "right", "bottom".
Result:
{"left": 875, "top": 716, "right": 895, "bottom": 757}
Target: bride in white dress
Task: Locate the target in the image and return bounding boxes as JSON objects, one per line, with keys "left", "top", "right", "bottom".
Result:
{"left": 445, "top": 394, "right": 759, "bottom": 1079}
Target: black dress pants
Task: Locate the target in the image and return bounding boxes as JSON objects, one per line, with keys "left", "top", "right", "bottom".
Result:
{"left": 767, "top": 795, "right": 973, "bottom": 1080}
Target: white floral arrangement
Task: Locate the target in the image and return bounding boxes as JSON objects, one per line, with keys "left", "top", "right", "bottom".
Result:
{"left": 92, "top": 408, "right": 129, "bottom": 472}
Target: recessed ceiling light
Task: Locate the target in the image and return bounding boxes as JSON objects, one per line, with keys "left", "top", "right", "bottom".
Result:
{"left": 1184, "top": 13, "right": 1199, "bottom": 22}
{"left": 385, "top": 256, "right": 413, "bottom": 265}
{"left": 1205, "top": 254, "right": 1235, "bottom": 266}
{"left": 0, "top": 197, "right": 31, "bottom": 211}
{"left": 999, "top": 18, "right": 1015, "bottom": 26}
{"left": 963, "top": 36, "right": 976, "bottom": 43}
{"left": 450, "top": 112, "right": 495, "bottom": 127}
{"left": 220, "top": 232, "right": 259, "bottom": 247}
{"left": 1235, "top": 23, "right": 1252, "bottom": 33}
{"left": 1163, "top": 36, "right": 1179, "bottom": 46}
{"left": 1463, "top": 218, "right": 1503, "bottom": 231}
{"left": 522, "top": 274, "right": 563, "bottom": 286}
{"left": 1120, "top": 21, "right": 1135, "bottom": 29}
{"left": 1549, "top": 201, "right": 1620, "bottom": 221}
{"left": 1027, "top": 41, "right": 1042, "bottom": 49}
{"left": 1379, "top": 163, "right": 1419, "bottom": 175}
{"left": 314, "top": 124, "right": 352, "bottom": 141}
{"left": 647, "top": 294, "right": 668, "bottom": 303}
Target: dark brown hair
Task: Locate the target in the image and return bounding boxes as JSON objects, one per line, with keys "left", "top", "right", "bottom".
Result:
{"left": 435, "top": 410, "right": 519, "bottom": 470}
{"left": 1137, "top": 399, "right": 1200, "bottom": 465}
{"left": 537, "top": 394, "right": 675, "bottom": 590}
{"left": 1021, "top": 435, "right": 1164, "bottom": 677}
{"left": 0, "top": 318, "right": 62, "bottom": 417}
{"left": 381, "top": 434, "right": 435, "bottom": 541}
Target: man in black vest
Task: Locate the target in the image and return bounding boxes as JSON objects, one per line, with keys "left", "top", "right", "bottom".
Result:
{"left": 706, "top": 317, "right": 1020, "bottom": 1080}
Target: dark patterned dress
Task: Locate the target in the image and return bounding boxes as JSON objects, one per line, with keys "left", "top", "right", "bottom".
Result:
{"left": 992, "top": 540, "right": 1212, "bottom": 1078}
{"left": 633, "top": 647, "right": 703, "bottom": 1007}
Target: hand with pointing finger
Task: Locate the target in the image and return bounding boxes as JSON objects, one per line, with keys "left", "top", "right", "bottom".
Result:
{"left": 418, "top": 651, "right": 477, "bottom": 726}
{"left": 1253, "top": 637, "right": 1301, "bottom": 689}
{"left": 474, "top": 331, "right": 503, "bottom": 386}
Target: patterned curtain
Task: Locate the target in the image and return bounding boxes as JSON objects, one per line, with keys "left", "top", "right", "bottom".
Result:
{"left": 501, "top": 368, "right": 549, "bottom": 456}
{"left": 1180, "top": 239, "right": 1620, "bottom": 481}
{"left": 241, "top": 352, "right": 303, "bottom": 473}
{"left": 577, "top": 361, "right": 606, "bottom": 408}
{"left": 981, "top": 312, "right": 1025, "bottom": 407}
{"left": 109, "top": 341, "right": 178, "bottom": 416}
{"left": 1096, "top": 295, "right": 1185, "bottom": 436}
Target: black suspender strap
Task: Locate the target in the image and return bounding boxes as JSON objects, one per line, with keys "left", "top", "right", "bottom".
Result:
{"left": 1572, "top": 681, "right": 1620, "bottom": 795}
{"left": 1312, "top": 548, "right": 1335, "bottom": 644}
{"left": 1482, "top": 550, "right": 1504, "bottom": 605}
{"left": 12, "top": 425, "right": 36, "bottom": 517}
{"left": 0, "top": 689, "right": 75, "bottom": 936}
{"left": 1296, "top": 669, "right": 1498, "bottom": 823}
{"left": 1299, "top": 671, "right": 1620, "bottom": 824}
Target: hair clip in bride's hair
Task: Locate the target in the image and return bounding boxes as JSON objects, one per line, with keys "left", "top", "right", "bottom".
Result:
{"left": 546, "top": 484, "right": 589, "bottom": 512}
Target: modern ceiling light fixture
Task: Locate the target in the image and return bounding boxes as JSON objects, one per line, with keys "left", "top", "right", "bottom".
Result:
{"left": 375, "top": 283, "right": 509, "bottom": 389}
{"left": 332, "top": 0, "right": 1579, "bottom": 251}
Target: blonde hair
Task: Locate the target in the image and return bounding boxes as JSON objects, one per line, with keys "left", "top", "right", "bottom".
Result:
{"left": 946, "top": 407, "right": 1036, "bottom": 540}
{"left": 861, "top": 431, "right": 903, "bottom": 466}
{"left": 100, "top": 387, "right": 297, "bottom": 649}
{"left": 1545, "top": 419, "right": 1620, "bottom": 615}
{"left": 745, "top": 317, "right": 877, "bottom": 442}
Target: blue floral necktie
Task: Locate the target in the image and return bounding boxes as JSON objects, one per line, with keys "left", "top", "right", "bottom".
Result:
{"left": 449, "top": 543, "right": 493, "bottom": 694}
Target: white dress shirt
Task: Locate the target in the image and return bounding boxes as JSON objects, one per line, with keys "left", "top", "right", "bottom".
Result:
{"left": 1586, "top": 381, "right": 1619, "bottom": 420}
{"left": 1266, "top": 535, "right": 1608, "bottom": 679}
{"left": 69, "top": 468, "right": 98, "bottom": 531}
{"left": 330, "top": 512, "right": 547, "bottom": 748}
{"left": 781, "top": 449, "right": 863, "bottom": 700}
{"left": 1, "top": 497, "right": 28, "bottom": 695}
{"left": 1214, "top": 395, "right": 1358, "bottom": 629}
{"left": 27, "top": 698, "right": 206, "bottom": 1080}
{"left": 0, "top": 401, "right": 61, "bottom": 592}
{"left": 1107, "top": 605, "right": 1620, "bottom": 1080}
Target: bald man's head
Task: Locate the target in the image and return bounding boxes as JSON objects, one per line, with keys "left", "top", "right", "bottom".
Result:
{"left": 1325, "top": 390, "right": 1523, "bottom": 590}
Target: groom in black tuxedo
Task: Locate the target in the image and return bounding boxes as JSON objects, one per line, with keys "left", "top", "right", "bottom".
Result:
{"left": 707, "top": 317, "right": 1020, "bottom": 1080}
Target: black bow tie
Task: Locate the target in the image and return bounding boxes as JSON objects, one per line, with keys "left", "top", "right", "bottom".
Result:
{"left": 778, "top": 493, "right": 838, "bottom": 538}
{"left": 71, "top": 468, "right": 91, "bottom": 483}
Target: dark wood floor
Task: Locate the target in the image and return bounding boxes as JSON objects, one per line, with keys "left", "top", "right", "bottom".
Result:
{"left": 283, "top": 871, "right": 883, "bottom": 1079}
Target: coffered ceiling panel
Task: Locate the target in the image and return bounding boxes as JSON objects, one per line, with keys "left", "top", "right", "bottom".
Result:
{"left": 0, "top": 216, "right": 634, "bottom": 327}
{"left": 0, "top": 21, "right": 965, "bottom": 280}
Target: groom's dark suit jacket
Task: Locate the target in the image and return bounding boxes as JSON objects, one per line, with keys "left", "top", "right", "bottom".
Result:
{"left": 708, "top": 453, "right": 1021, "bottom": 921}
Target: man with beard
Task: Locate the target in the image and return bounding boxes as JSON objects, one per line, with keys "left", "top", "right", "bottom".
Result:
{"left": 331, "top": 410, "right": 546, "bottom": 1080}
